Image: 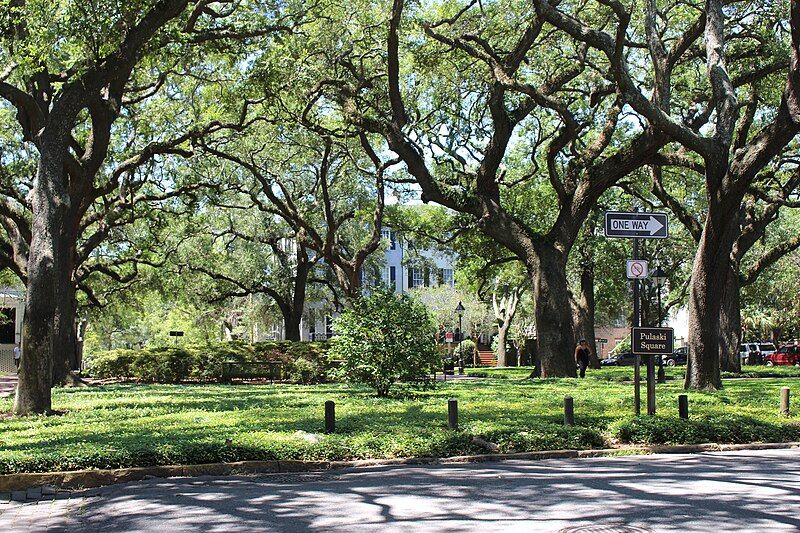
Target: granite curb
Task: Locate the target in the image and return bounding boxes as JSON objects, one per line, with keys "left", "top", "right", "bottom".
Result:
{"left": 1, "top": 440, "right": 798, "bottom": 497}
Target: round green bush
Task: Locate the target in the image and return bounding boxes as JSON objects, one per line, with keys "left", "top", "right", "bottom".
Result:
{"left": 329, "top": 288, "right": 441, "bottom": 396}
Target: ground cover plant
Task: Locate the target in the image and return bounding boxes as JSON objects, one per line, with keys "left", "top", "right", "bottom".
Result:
{"left": 1, "top": 371, "right": 799, "bottom": 475}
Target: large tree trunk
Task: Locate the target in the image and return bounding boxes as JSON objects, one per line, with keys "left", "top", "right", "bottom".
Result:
{"left": 496, "top": 322, "right": 510, "bottom": 366}
{"left": 531, "top": 247, "right": 577, "bottom": 378}
{"left": 718, "top": 265, "right": 742, "bottom": 373}
{"left": 14, "top": 140, "right": 75, "bottom": 415}
{"left": 685, "top": 201, "right": 736, "bottom": 390}
{"left": 283, "top": 312, "right": 302, "bottom": 342}
{"left": 52, "top": 284, "right": 79, "bottom": 385}
{"left": 492, "top": 289, "right": 519, "bottom": 367}
{"left": 572, "top": 261, "right": 601, "bottom": 369}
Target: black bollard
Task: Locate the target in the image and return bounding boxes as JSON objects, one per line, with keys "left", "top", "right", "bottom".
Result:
{"left": 325, "top": 400, "right": 335, "bottom": 433}
{"left": 448, "top": 398, "right": 458, "bottom": 430}
{"left": 781, "top": 387, "right": 790, "bottom": 417}
{"left": 564, "top": 396, "right": 574, "bottom": 427}
{"left": 678, "top": 394, "right": 688, "bottom": 419}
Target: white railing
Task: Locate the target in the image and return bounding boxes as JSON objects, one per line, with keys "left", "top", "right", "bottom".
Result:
{"left": 0, "top": 346, "right": 14, "bottom": 374}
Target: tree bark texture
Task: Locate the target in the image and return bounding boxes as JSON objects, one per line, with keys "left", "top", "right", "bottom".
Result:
{"left": 718, "top": 265, "right": 741, "bottom": 373}
{"left": 492, "top": 288, "right": 519, "bottom": 367}
{"left": 495, "top": 323, "right": 510, "bottom": 367}
{"left": 14, "top": 133, "right": 76, "bottom": 415}
{"left": 685, "top": 199, "right": 738, "bottom": 390}
{"left": 572, "top": 259, "right": 601, "bottom": 369}
{"left": 531, "top": 247, "right": 577, "bottom": 378}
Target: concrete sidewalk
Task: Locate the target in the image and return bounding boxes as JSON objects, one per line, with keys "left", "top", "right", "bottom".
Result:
{"left": 2, "top": 448, "right": 797, "bottom": 532}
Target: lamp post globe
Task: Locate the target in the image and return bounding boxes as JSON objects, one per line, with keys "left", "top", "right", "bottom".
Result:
{"left": 455, "top": 301, "right": 465, "bottom": 341}
{"left": 650, "top": 266, "right": 667, "bottom": 288}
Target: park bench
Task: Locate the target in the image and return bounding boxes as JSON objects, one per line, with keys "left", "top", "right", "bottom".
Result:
{"left": 221, "top": 360, "right": 283, "bottom": 384}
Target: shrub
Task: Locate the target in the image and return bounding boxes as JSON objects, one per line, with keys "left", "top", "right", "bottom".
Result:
{"left": 190, "top": 342, "right": 254, "bottom": 380}
{"left": 454, "top": 339, "right": 476, "bottom": 363}
{"left": 329, "top": 288, "right": 441, "bottom": 396}
{"left": 611, "top": 415, "right": 800, "bottom": 445}
{"left": 132, "top": 347, "right": 194, "bottom": 383}
{"left": 86, "top": 341, "right": 335, "bottom": 384}
{"left": 85, "top": 349, "right": 138, "bottom": 379}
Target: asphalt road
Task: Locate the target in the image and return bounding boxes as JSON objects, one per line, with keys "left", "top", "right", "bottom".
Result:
{"left": 2, "top": 448, "right": 798, "bottom": 532}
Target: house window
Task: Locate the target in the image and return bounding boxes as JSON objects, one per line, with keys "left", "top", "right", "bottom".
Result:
{"left": 382, "top": 229, "right": 397, "bottom": 250}
{"left": 440, "top": 268, "right": 454, "bottom": 287}
{"left": 382, "top": 266, "right": 397, "bottom": 288}
{"left": 412, "top": 268, "right": 424, "bottom": 288}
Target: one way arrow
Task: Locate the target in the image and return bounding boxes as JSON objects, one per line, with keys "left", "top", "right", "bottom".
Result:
{"left": 604, "top": 211, "right": 669, "bottom": 239}
{"left": 647, "top": 216, "right": 664, "bottom": 236}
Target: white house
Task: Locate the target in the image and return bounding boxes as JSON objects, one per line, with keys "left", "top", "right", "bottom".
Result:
{"left": 296, "top": 229, "right": 457, "bottom": 341}
{"left": 0, "top": 288, "right": 23, "bottom": 373}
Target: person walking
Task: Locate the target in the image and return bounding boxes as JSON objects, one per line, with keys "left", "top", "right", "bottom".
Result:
{"left": 13, "top": 343, "right": 20, "bottom": 372}
{"left": 575, "top": 339, "right": 591, "bottom": 378}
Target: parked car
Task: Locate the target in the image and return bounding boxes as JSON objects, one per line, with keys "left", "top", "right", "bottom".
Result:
{"left": 739, "top": 342, "right": 777, "bottom": 365}
{"left": 601, "top": 352, "right": 662, "bottom": 366}
{"left": 764, "top": 345, "right": 800, "bottom": 367}
{"left": 663, "top": 347, "right": 688, "bottom": 366}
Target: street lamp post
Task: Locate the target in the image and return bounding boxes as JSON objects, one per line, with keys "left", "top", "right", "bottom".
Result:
{"left": 650, "top": 266, "right": 668, "bottom": 384}
{"left": 455, "top": 301, "right": 466, "bottom": 374}
{"left": 650, "top": 266, "right": 667, "bottom": 326}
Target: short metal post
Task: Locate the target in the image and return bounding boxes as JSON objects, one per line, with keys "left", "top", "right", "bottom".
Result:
{"left": 781, "top": 387, "right": 790, "bottom": 417}
{"left": 657, "top": 360, "right": 666, "bottom": 384}
{"left": 448, "top": 398, "right": 458, "bottom": 430}
{"left": 564, "top": 396, "right": 574, "bottom": 427}
{"left": 646, "top": 355, "right": 656, "bottom": 415}
{"left": 325, "top": 400, "right": 335, "bottom": 433}
{"left": 678, "top": 394, "right": 688, "bottom": 419}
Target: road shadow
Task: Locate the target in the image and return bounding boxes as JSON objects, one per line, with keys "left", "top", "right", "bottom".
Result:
{"left": 8, "top": 450, "right": 798, "bottom": 532}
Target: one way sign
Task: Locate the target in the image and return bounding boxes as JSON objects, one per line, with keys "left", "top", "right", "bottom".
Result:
{"left": 604, "top": 212, "right": 669, "bottom": 239}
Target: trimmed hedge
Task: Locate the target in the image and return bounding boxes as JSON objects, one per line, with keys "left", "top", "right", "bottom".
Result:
{"left": 611, "top": 415, "right": 800, "bottom": 445}
{"left": 85, "top": 341, "right": 334, "bottom": 384}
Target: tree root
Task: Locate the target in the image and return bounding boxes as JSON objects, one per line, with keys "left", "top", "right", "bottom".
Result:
{"left": 59, "top": 371, "right": 90, "bottom": 388}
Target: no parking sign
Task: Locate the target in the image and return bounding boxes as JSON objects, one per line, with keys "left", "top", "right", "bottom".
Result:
{"left": 626, "top": 260, "right": 649, "bottom": 280}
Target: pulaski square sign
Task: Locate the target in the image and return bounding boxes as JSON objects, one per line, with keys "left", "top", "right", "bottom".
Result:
{"left": 631, "top": 327, "right": 675, "bottom": 355}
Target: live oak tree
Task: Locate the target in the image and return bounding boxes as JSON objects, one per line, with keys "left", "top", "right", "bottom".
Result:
{"left": 336, "top": 0, "right": 671, "bottom": 376}
{"left": 198, "top": 111, "right": 396, "bottom": 302}
{"left": 653, "top": 159, "right": 800, "bottom": 373}
{"left": 532, "top": 0, "right": 800, "bottom": 388}
{"left": 0, "top": 0, "right": 300, "bottom": 414}
{"left": 177, "top": 199, "right": 330, "bottom": 342}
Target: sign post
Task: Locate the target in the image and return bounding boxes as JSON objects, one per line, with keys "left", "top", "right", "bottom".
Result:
{"left": 632, "top": 238, "right": 641, "bottom": 416}
{"left": 632, "top": 327, "right": 674, "bottom": 415}
{"left": 605, "top": 210, "right": 669, "bottom": 416}
{"left": 169, "top": 330, "right": 184, "bottom": 346}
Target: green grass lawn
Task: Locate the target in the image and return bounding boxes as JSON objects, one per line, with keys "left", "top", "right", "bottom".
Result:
{"left": 1, "top": 369, "right": 799, "bottom": 475}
